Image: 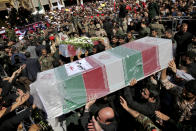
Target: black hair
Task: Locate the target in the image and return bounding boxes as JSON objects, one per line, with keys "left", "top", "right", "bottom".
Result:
{"left": 185, "top": 80, "right": 196, "bottom": 96}
{"left": 141, "top": 22, "right": 146, "bottom": 25}
{"left": 151, "top": 29, "right": 157, "bottom": 32}
{"left": 93, "top": 43, "right": 105, "bottom": 53}
{"left": 146, "top": 82, "right": 160, "bottom": 99}
{"left": 25, "top": 52, "right": 31, "bottom": 58}
{"left": 14, "top": 55, "right": 20, "bottom": 64}
{"left": 111, "top": 35, "right": 118, "bottom": 39}
{"left": 166, "top": 29, "right": 172, "bottom": 34}
{"left": 186, "top": 51, "right": 196, "bottom": 62}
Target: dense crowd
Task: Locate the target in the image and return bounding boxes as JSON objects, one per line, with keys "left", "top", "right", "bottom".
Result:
{"left": 0, "top": 0, "right": 196, "bottom": 130}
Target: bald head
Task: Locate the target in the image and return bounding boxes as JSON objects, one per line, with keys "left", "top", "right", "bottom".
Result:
{"left": 97, "top": 107, "right": 115, "bottom": 124}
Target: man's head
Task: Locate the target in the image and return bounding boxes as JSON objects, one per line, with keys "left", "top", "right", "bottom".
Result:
{"left": 96, "top": 24, "right": 101, "bottom": 30}
{"left": 140, "top": 83, "right": 159, "bottom": 103}
{"left": 119, "top": 35, "right": 125, "bottom": 45}
{"left": 165, "top": 29, "right": 172, "bottom": 39}
{"left": 60, "top": 27, "right": 64, "bottom": 32}
{"left": 120, "top": 0, "right": 124, "bottom": 4}
{"left": 127, "top": 32, "right": 133, "bottom": 40}
{"left": 153, "top": 16, "right": 159, "bottom": 23}
{"left": 182, "top": 80, "right": 196, "bottom": 101}
{"left": 192, "top": 35, "right": 196, "bottom": 44}
{"left": 181, "top": 23, "right": 188, "bottom": 33}
{"left": 25, "top": 52, "right": 31, "bottom": 58}
{"left": 141, "top": 22, "right": 146, "bottom": 28}
{"left": 186, "top": 50, "right": 196, "bottom": 64}
{"left": 111, "top": 36, "right": 118, "bottom": 44}
{"left": 82, "top": 28, "right": 86, "bottom": 33}
{"left": 97, "top": 107, "right": 115, "bottom": 125}
{"left": 41, "top": 49, "right": 47, "bottom": 57}
{"left": 151, "top": 30, "right": 158, "bottom": 37}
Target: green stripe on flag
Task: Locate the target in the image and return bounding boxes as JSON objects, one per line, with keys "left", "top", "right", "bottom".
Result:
{"left": 54, "top": 65, "right": 87, "bottom": 114}
{"left": 107, "top": 46, "right": 144, "bottom": 85}
{"left": 54, "top": 65, "right": 68, "bottom": 81}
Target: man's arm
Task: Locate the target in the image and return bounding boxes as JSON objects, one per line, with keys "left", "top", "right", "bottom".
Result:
{"left": 155, "top": 111, "right": 196, "bottom": 130}
{"left": 168, "top": 60, "right": 194, "bottom": 81}
{"left": 123, "top": 79, "right": 155, "bottom": 115}
{"left": 120, "top": 96, "right": 160, "bottom": 131}
{"left": 80, "top": 99, "right": 96, "bottom": 131}
{"left": 0, "top": 93, "right": 30, "bottom": 118}
{"left": 160, "top": 65, "right": 182, "bottom": 96}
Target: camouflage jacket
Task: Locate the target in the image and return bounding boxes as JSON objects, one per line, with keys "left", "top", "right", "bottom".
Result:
{"left": 39, "top": 55, "right": 54, "bottom": 71}
{"left": 136, "top": 114, "right": 161, "bottom": 131}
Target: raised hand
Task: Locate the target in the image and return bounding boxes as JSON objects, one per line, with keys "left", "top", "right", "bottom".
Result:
{"left": 87, "top": 122, "right": 95, "bottom": 131}
{"left": 85, "top": 50, "right": 89, "bottom": 57}
{"left": 17, "top": 89, "right": 24, "bottom": 96}
{"left": 87, "top": 116, "right": 103, "bottom": 131}
{"left": 130, "top": 78, "right": 137, "bottom": 86}
{"left": 120, "top": 96, "right": 129, "bottom": 111}
{"left": 16, "top": 93, "right": 30, "bottom": 106}
{"left": 77, "top": 50, "right": 83, "bottom": 60}
{"left": 168, "top": 60, "right": 177, "bottom": 73}
{"left": 85, "top": 99, "right": 96, "bottom": 110}
{"left": 155, "top": 111, "right": 170, "bottom": 121}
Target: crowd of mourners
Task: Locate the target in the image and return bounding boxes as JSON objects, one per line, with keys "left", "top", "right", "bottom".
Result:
{"left": 0, "top": 0, "right": 196, "bottom": 130}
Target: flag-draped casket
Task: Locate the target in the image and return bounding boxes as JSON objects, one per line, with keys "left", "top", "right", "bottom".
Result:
{"left": 30, "top": 37, "right": 173, "bottom": 118}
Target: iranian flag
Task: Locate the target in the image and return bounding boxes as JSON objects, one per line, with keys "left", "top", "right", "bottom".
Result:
{"left": 30, "top": 37, "right": 173, "bottom": 119}
{"left": 81, "top": 0, "right": 84, "bottom": 10}
{"left": 14, "top": 28, "right": 26, "bottom": 37}
{"left": 113, "top": 0, "right": 116, "bottom": 12}
{"left": 0, "top": 29, "right": 6, "bottom": 39}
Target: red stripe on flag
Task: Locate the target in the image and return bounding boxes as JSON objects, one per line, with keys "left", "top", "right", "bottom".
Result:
{"left": 68, "top": 45, "right": 76, "bottom": 57}
{"left": 114, "top": 2, "right": 116, "bottom": 12}
{"left": 83, "top": 57, "right": 109, "bottom": 100}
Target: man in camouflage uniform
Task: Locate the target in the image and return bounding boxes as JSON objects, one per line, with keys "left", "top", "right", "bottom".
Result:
{"left": 95, "top": 24, "right": 107, "bottom": 37}
{"left": 139, "top": 22, "right": 151, "bottom": 38}
{"left": 149, "top": 16, "right": 165, "bottom": 38}
{"left": 126, "top": 32, "right": 135, "bottom": 43}
{"left": 64, "top": 21, "right": 74, "bottom": 37}
{"left": 114, "top": 25, "right": 124, "bottom": 38}
{"left": 78, "top": 18, "right": 89, "bottom": 35}
{"left": 39, "top": 49, "right": 54, "bottom": 71}
{"left": 6, "top": 26, "right": 17, "bottom": 42}
{"left": 88, "top": 20, "right": 96, "bottom": 37}
{"left": 136, "top": 114, "right": 160, "bottom": 131}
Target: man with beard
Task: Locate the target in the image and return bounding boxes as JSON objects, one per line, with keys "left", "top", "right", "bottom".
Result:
{"left": 123, "top": 78, "right": 160, "bottom": 118}
{"left": 81, "top": 99, "right": 118, "bottom": 131}
{"left": 39, "top": 49, "right": 54, "bottom": 71}
{"left": 110, "top": 36, "right": 119, "bottom": 48}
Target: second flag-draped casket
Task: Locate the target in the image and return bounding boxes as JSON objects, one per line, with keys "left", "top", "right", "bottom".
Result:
{"left": 30, "top": 37, "right": 173, "bottom": 119}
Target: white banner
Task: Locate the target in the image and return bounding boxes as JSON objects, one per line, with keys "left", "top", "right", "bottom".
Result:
{"left": 65, "top": 59, "right": 93, "bottom": 76}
